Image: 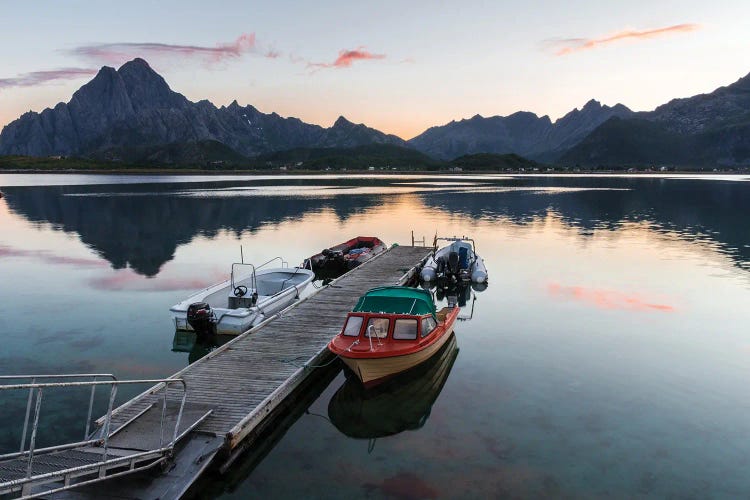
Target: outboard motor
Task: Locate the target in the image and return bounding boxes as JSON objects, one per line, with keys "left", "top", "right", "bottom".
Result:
{"left": 435, "top": 256, "right": 446, "bottom": 277}
{"left": 187, "top": 302, "right": 216, "bottom": 339}
{"left": 447, "top": 251, "right": 460, "bottom": 276}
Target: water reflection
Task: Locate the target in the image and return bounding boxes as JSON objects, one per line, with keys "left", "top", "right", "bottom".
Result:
{"left": 422, "top": 177, "right": 750, "bottom": 270}
{"left": 172, "top": 331, "right": 234, "bottom": 364}
{"left": 0, "top": 183, "right": 385, "bottom": 276}
{"left": 328, "top": 334, "right": 459, "bottom": 441}
{"left": 1, "top": 174, "right": 750, "bottom": 498}
{"left": 2, "top": 177, "right": 748, "bottom": 277}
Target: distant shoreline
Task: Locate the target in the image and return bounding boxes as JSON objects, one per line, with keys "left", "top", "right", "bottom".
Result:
{"left": 1, "top": 168, "right": 748, "bottom": 176}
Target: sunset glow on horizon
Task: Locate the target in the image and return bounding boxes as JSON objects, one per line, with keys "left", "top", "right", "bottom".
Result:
{"left": 1, "top": 1, "right": 748, "bottom": 139}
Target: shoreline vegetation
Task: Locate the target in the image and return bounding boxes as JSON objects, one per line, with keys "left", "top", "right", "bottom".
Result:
{"left": 1, "top": 152, "right": 748, "bottom": 176}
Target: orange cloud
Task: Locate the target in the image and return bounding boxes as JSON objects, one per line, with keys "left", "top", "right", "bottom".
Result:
{"left": 552, "top": 24, "right": 699, "bottom": 56}
{"left": 69, "top": 33, "right": 281, "bottom": 66}
{"left": 547, "top": 282, "right": 675, "bottom": 312}
{"left": 308, "top": 47, "right": 386, "bottom": 70}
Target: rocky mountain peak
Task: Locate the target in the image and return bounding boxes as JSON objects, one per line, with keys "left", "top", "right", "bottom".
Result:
{"left": 581, "top": 99, "right": 602, "bottom": 111}
{"left": 332, "top": 115, "right": 354, "bottom": 128}
{"left": 116, "top": 58, "right": 181, "bottom": 111}
{"left": 727, "top": 71, "right": 750, "bottom": 91}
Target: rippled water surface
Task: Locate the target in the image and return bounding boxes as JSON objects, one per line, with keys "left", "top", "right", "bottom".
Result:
{"left": 0, "top": 173, "right": 749, "bottom": 498}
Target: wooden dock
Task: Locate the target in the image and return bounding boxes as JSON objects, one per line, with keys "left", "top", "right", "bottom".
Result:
{"left": 54, "top": 245, "right": 430, "bottom": 499}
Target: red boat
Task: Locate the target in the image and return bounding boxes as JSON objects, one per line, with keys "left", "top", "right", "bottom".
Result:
{"left": 328, "top": 286, "right": 459, "bottom": 388}
{"left": 304, "top": 236, "right": 387, "bottom": 276}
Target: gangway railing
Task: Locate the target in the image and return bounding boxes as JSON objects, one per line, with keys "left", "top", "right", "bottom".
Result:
{"left": 0, "top": 374, "right": 118, "bottom": 452}
{"left": 0, "top": 376, "right": 190, "bottom": 498}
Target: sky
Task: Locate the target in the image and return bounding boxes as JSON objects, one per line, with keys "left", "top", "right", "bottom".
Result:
{"left": 0, "top": 0, "right": 748, "bottom": 140}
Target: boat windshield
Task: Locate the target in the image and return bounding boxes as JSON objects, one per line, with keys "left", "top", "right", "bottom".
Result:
{"left": 393, "top": 318, "right": 418, "bottom": 340}
{"left": 421, "top": 316, "right": 437, "bottom": 337}
{"left": 365, "top": 317, "right": 390, "bottom": 338}
{"left": 343, "top": 315, "right": 364, "bottom": 336}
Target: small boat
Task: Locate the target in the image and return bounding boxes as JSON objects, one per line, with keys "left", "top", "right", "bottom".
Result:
{"left": 328, "top": 286, "right": 459, "bottom": 388}
{"left": 303, "top": 236, "right": 387, "bottom": 276}
{"left": 170, "top": 258, "right": 314, "bottom": 336}
{"left": 328, "top": 333, "right": 459, "bottom": 439}
{"left": 420, "top": 236, "right": 488, "bottom": 284}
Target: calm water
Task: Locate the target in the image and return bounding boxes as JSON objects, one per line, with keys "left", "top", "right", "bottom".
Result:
{"left": 1, "top": 173, "right": 749, "bottom": 498}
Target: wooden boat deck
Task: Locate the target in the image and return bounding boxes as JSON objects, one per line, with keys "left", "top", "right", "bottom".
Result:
{"left": 103, "top": 245, "right": 430, "bottom": 448}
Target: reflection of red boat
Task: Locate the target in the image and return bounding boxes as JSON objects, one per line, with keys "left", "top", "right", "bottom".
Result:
{"left": 304, "top": 236, "right": 387, "bottom": 275}
{"left": 328, "top": 286, "right": 459, "bottom": 388}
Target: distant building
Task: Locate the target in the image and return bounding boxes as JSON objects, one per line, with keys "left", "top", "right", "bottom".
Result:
{"left": 448, "top": 166, "right": 463, "bottom": 172}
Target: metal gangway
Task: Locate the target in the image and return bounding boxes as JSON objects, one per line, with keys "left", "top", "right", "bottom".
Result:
{"left": 0, "top": 374, "right": 211, "bottom": 499}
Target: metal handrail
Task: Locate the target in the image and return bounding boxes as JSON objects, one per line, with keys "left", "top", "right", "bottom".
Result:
{"left": 231, "top": 257, "right": 295, "bottom": 302}
{"left": 436, "top": 236, "right": 478, "bottom": 255}
{"left": 0, "top": 374, "right": 117, "bottom": 453}
{"left": 231, "top": 262, "right": 257, "bottom": 295}
{"left": 0, "top": 377, "right": 187, "bottom": 480}
{"left": 256, "top": 256, "right": 289, "bottom": 269}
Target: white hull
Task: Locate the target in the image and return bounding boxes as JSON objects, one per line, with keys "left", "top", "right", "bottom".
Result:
{"left": 340, "top": 327, "right": 455, "bottom": 386}
{"left": 170, "top": 267, "right": 314, "bottom": 335}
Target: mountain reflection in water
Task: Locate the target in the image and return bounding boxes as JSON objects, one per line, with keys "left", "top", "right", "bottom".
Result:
{"left": 1, "top": 176, "right": 747, "bottom": 277}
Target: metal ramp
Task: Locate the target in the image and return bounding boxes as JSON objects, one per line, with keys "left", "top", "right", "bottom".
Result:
{"left": 0, "top": 375, "right": 212, "bottom": 499}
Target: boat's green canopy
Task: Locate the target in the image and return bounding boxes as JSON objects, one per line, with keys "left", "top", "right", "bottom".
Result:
{"left": 353, "top": 286, "right": 436, "bottom": 317}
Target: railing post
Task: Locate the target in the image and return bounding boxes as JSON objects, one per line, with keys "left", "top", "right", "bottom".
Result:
{"left": 20, "top": 377, "right": 35, "bottom": 452}
{"left": 26, "top": 387, "right": 43, "bottom": 478}
{"left": 101, "top": 383, "right": 118, "bottom": 462}
{"left": 171, "top": 381, "right": 187, "bottom": 447}
{"left": 159, "top": 384, "right": 168, "bottom": 448}
{"left": 85, "top": 376, "right": 97, "bottom": 439}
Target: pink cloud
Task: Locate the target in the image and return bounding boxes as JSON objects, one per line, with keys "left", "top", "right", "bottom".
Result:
{"left": 307, "top": 47, "right": 386, "bottom": 70}
{"left": 88, "top": 269, "right": 226, "bottom": 292}
{"left": 0, "top": 244, "right": 105, "bottom": 267}
{"left": 69, "top": 33, "right": 279, "bottom": 66}
{"left": 0, "top": 68, "right": 98, "bottom": 89}
{"left": 547, "top": 282, "right": 675, "bottom": 312}
{"left": 551, "top": 23, "right": 700, "bottom": 56}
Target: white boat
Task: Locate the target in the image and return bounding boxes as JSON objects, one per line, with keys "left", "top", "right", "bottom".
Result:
{"left": 420, "top": 237, "right": 488, "bottom": 284}
{"left": 170, "top": 258, "right": 314, "bottom": 336}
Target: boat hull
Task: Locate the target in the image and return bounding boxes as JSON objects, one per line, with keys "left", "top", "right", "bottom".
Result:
{"left": 307, "top": 236, "right": 387, "bottom": 275}
{"left": 339, "top": 325, "right": 456, "bottom": 388}
{"left": 170, "top": 267, "right": 314, "bottom": 335}
{"left": 329, "top": 334, "right": 459, "bottom": 438}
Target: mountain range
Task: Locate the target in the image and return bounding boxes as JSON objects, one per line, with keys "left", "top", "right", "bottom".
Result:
{"left": 1, "top": 58, "right": 748, "bottom": 167}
